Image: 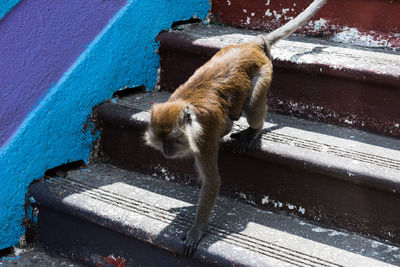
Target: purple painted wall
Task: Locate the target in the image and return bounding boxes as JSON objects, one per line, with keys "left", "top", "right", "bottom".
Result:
{"left": 0, "top": 0, "right": 126, "bottom": 147}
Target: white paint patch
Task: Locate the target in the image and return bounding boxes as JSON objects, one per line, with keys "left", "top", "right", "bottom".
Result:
{"left": 13, "top": 247, "right": 27, "bottom": 256}
{"left": 226, "top": 0, "right": 231, "bottom": 6}
{"left": 370, "top": 240, "right": 399, "bottom": 253}
{"left": 286, "top": 203, "right": 296, "bottom": 210}
{"left": 272, "top": 10, "right": 282, "bottom": 20}
{"left": 308, "top": 18, "right": 328, "bottom": 32}
{"left": 246, "top": 17, "right": 251, "bottom": 24}
{"left": 265, "top": 0, "right": 270, "bottom": 5}
{"left": 261, "top": 196, "right": 305, "bottom": 214}
{"left": 344, "top": 119, "right": 354, "bottom": 125}
{"left": 312, "top": 227, "right": 328, "bottom": 233}
{"left": 251, "top": 12, "right": 255, "bottom": 17}
{"left": 298, "top": 207, "right": 306, "bottom": 214}
{"left": 265, "top": 9, "right": 272, "bottom": 17}
{"left": 330, "top": 27, "right": 397, "bottom": 48}
{"left": 312, "top": 227, "right": 349, "bottom": 237}
{"left": 262, "top": 195, "right": 269, "bottom": 204}
{"left": 242, "top": 9, "right": 247, "bottom": 13}
{"left": 153, "top": 164, "right": 175, "bottom": 181}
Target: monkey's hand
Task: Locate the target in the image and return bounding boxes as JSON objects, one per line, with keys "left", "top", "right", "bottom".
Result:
{"left": 230, "top": 127, "right": 260, "bottom": 153}
{"left": 181, "top": 226, "right": 205, "bottom": 256}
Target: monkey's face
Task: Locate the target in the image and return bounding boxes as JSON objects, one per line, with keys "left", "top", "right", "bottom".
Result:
{"left": 144, "top": 102, "right": 195, "bottom": 159}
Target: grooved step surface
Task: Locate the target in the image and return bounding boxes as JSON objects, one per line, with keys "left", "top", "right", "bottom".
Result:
{"left": 95, "top": 90, "right": 400, "bottom": 245}
{"left": 166, "top": 23, "right": 400, "bottom": 83}
{"left": 30, "top": 164, "right": 400, "bottom": 267}
{"left": 157, "top": 23, "right": 400, "bottom": 138}
{"left": 116, "top": 90, "right": 400, "bottom": 191}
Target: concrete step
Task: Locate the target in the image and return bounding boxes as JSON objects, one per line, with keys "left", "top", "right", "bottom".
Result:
{"left": 28, "top": 163, "right": 400, "bottom": 267}
{"left": 157, "top": 23, "right": 400, "bottom": 138}
{"left": 93, "top": 89, "right": 400, "bottom": 245}
{"left": 0, "top": 244, "right": 84, "bottom": 267}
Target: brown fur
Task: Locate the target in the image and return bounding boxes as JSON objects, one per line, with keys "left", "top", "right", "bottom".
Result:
{"left": 167, "top": 42, "right": 272, "bottom": 144}
{"left": 147, "top": 40, "right": 273, "bottom": 256}
{"left": 144, "top": 0, "right": 326, "bottom": 256}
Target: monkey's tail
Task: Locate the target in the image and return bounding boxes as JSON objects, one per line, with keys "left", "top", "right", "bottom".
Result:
{"left": 257, "top": 0, "right": 326, "bottom": 54}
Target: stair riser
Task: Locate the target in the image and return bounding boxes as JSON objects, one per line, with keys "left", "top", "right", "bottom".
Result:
{"left": 158, "top": 34, "right": 400, "bottom": 138}
{"left": 37, "top": 206, "right": 209, "bottom": 267}
{"left": 210, "top": 0, "right": 400, "bottom": 47}
{"left": 96, "top": 104, "right": 400, "bottom": 244}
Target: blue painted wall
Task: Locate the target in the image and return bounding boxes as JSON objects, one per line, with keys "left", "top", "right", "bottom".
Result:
{"left": 0, "top": 0, "right": 210, "bottom": 250}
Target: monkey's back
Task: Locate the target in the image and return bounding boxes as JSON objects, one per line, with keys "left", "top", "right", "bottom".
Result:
{"left": 171, "top": 41, "right": 271, "bottom": 121}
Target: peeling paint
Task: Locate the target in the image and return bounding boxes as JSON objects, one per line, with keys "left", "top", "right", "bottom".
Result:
{"left": 298, "top": 207, "right": 305, "bottom": 215}
{"left": 152, "top": 164, "right": 177, "bottom": 182}
{"left": 331, "top": 27, "right": 400, "bottom": 49}
{"left": 261, "top": 195, "right": 305, "bottom": 215}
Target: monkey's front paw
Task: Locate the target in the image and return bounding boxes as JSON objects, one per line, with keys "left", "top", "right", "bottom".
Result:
{"left": 181, "top": 227, "right": 205, "bottom": 256}
{"left": 230, "top": 127, "right": 260, "bottom": 153}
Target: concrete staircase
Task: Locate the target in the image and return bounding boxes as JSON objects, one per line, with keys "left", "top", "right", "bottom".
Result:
{"left": 27, "top": 21, "right": 400, "bottom": 266}
{"left": 158, "top": 23, "right": 400, "bottom": 138}
{"left": 29, "top": 162, "right": 399, "bottom": 266}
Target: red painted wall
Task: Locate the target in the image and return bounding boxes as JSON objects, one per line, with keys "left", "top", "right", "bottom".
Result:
{"left": 211, "top": 0, "right": 400, "bottom": 47}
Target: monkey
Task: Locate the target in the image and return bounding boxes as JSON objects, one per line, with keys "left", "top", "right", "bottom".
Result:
{"left": 144, "top": 0, "right": 327, "bottom": 256}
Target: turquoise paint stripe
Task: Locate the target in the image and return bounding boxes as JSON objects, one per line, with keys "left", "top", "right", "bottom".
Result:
{"left": 0, "top": 0, "right": 209, "bottom": 249}
{"left": 0, "top": 0, "right": 20, "bottom": 20}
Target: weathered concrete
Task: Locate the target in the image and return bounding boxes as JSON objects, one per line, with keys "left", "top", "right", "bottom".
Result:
{"left": 95, "top": 90, "right": 400, "bottom": 244}
{"left": 29, "top": 163, "right": 400, "bottom": 266}
{"left": 210, "top": 0, "right": 400, "bottom": 48}
{"left": 1, "top": 245, "right": 83, "bottom": 267}
{"left": 157, "top": 23, "right": 400, "bottom": 137}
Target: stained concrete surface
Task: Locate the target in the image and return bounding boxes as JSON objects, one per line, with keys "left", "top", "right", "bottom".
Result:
{"left": 0, "top": 244, "right": 84, "bottom": 267}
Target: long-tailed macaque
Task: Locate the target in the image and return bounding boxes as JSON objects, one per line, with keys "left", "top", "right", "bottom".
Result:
{"left": 144, "top": 0, "right": 327, "bottom": 256}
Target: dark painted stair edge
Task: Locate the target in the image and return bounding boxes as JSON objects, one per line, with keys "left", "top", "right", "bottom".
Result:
{"left": 28, "top": 178, "right": 209, "bottom": 267}
{"left": 93, "top": 98, "right": 400, "bottom": 245}
{"left": 27, "top": 164, "right": 400, "bottom": 267}
{"left": 157, "top": 23, "right": 400, "bottom": 138}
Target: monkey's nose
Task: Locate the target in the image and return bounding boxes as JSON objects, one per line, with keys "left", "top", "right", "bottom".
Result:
{"left": 163, "top": 141, "right": 175, "bottom": 157}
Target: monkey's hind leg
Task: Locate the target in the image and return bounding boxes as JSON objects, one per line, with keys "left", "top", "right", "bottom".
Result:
{"left": 231, "top": 64, "right": 271, "bottom": 153}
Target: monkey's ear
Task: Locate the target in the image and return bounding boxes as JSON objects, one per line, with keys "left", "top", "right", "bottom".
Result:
{"left": 182, "top": 105, "right": 192, "bottom": 124}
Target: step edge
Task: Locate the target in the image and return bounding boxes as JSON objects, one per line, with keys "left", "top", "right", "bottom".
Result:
{"left": 95, "top": 101, "right": 400, "bottom": 194}
{"left": 28, "top": 175, "right": 345, "bottom": 267}
{"left": 157, "top": 27, "right": 400, "bottom": 87}
{"left": 28, "top": 168, "right": 399, "bottom": 267}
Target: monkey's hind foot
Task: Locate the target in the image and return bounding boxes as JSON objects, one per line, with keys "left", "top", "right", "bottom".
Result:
{"left": 230, "top": 127, "right": 260, "bottom": 153}
{"left": 181, "top": 227, "right": 205, "bottom": 256}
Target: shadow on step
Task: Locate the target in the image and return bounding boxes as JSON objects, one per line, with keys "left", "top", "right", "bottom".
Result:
{"left": 36, "top": 162, "right": 399, "bottom": 266}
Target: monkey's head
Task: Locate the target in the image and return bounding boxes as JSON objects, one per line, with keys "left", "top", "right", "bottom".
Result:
{"left": 144, "top": 101, "right": 202, "bottom": 159}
